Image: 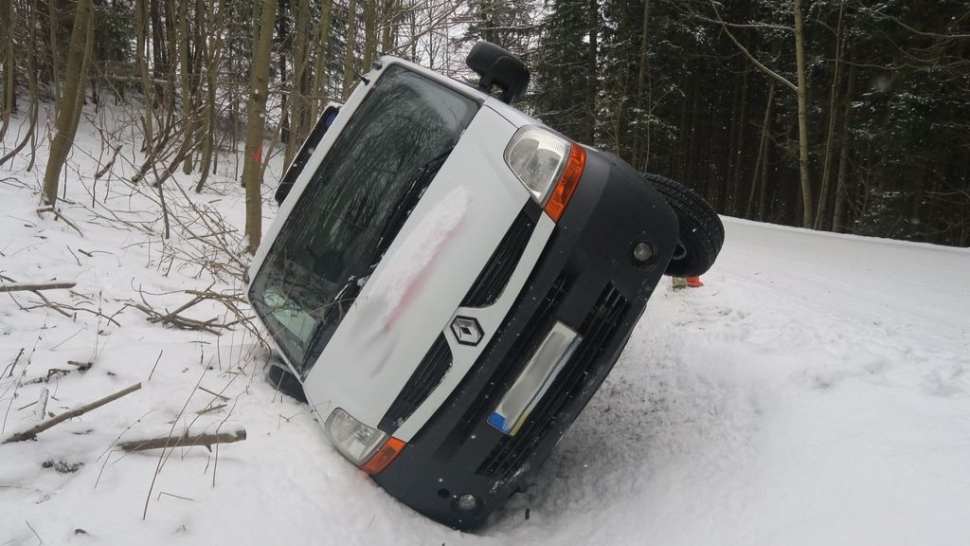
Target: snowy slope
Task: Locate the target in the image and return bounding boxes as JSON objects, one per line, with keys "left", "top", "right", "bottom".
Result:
{"left": 2, "top": 109, "right": 970, "bottom": 545}
{"left": 507, "top": 218, "right": 970, "bottom": 546}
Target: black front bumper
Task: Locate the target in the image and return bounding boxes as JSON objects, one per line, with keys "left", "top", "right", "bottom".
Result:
{"left": 372, "top": 148, "right": 678, "bottom": 529}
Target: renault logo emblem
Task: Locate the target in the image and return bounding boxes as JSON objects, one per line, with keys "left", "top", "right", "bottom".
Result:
{"left": 451, "top": 316, "right": 483, "bottom": 346}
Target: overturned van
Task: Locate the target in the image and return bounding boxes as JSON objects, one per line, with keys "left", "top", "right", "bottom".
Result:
{"left": 246, "top": 42, "right": 724, "bottom": 529}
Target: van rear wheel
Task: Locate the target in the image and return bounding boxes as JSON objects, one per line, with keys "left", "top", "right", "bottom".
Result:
{"left": 645, "top": 173, "right": 724, "bottom": 277}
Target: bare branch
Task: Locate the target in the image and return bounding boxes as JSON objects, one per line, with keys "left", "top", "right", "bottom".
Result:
{"left": 2, "top": 383, "right": 142, "bottom": 444}
{"left": 118, "top": 428, "right": 246, "bottom": 452}
{"left": 691, "top": 12, "right": 794, "bottom": 32}
{"left": 0, "top": 281, "right": 76, "bottom": 293}
{"left": 709, "top": 0, "right": 797, "bottom": 93}
{"left": 36, "top": 206, "right": 84, "bottom": 236}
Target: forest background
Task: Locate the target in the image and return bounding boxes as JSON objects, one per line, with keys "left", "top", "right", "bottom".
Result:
{"left": 1, "top": 0, "right": 967, "bottom": 248}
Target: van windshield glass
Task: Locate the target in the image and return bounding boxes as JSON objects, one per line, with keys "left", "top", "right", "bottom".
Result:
{"left": 249, "top": 65, "right": 478, "bottom": 375}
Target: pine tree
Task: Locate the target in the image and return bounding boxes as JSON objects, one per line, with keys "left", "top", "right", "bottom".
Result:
{"left": 533, "top": 0, "right": 596, "bottom": 143}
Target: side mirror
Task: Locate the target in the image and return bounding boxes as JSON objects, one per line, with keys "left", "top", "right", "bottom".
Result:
{"left": 466, "top": 42, "right": 530, "bottom": 105}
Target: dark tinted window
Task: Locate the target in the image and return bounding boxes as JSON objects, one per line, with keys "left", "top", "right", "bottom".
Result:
{"left": 274, "top": 104, "right": 341, "bottom": 204}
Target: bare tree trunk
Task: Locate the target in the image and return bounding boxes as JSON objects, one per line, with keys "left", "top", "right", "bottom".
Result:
{"left": 0, "top": 0, "right": 15, "bottom": 140}
{"left": 276, "top": 0, "right": 290, "bottom": 150}
{"left": 163, "top": 0, "right": 177, "bottom": 111}
{"left": 609, "top": 33, "right": 630, "bottom": 157}
{"left": 362, "top": 0, "right": 379, "bottom": 70}
{"left": 341, "top": 0, "right": 357, "bottom": 100}
{"left": 309, "top": 0, "right": 334, "bottom": 122}
{"left": 178, "top": 0, "right": 195, "bottom": 174}
{"left": 726, "top": 68, "right": 748, "bottom": 214}
{"left": 832, "top": 63, "right": 857, "bottom": 233}
{"left": 631, "top": 0, "right": 650, "bottom": 170}
{"left": 0, "top": 0, "right": 38, "bottom": 170}
{"left": 135, "top": 0, "right": 154, "bottom": 153}
{"left": 813, "top": 0, "right": 846, "bottom": 230}
{"left": 285, "top": 0, "right": 310, "bottom": 168}
{"left": 746, "top": 81, "right": 774, "bottom": 219}
{"left": 241, "top": 0, "right": 278, "bottom": 253}
{"left": 793, "top": 0, "right": 814, "bottom": 228}
{"left": 380, "top": 0, "right": 396, "bottom": 52}
{"left": 682, "top": 74, "right": 699, "bottom": 183}
{"left": 758, "top": 130, "right": 772, "bottom": 221}
{"left": 48, "top": 0, "right": 61, "bottom": 111}
{"left": 585, "top": 0, "right": 598, "bottom": 145}
{"left": 342, "top": 0, "right": 359, "bottom": 100}
{"left": 42, "top": 0, "right": 94, "bottom": 205}
{"left": 196, "top": 0, "right": 225, "bottom": 193}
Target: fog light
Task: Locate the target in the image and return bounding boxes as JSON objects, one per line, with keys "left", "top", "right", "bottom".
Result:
{"left": 632, "top": 242, "right": 653, "bottom": 263}
{"left": 456, "top": 494, "right": 479, "bottom": 511}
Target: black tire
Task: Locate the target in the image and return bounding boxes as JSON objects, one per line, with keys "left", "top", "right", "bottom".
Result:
{"left": 644, "top": 172, "right": 724, "bottom": 277}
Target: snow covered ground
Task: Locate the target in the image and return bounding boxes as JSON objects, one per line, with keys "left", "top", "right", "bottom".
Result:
{"left": 2, "top": 108, "right": 969, "bottom": 545}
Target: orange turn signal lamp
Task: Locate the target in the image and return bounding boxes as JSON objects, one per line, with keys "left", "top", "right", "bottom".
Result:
{"left": 361, "top": 436, "right": 406, "bottom": 475}
{"left": 544, "top": 143, "right": 587, "bottom": 222}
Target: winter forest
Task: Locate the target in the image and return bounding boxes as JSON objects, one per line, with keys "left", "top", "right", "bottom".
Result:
{"left": 0, "top": 0, "right": 967, "bottom": 248}
{"left": 2, "top": 0, "right": 970, "bottom": 543}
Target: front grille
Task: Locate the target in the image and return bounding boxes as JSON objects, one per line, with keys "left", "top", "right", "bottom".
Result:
{"left": 476, "top": 283, "right": 630, "bottom": 480}
{"left": 460, "top": 207, "right": 536, "bottom": 308}
{"left": 434, "top": 274, "right": 570, "bottom": 460}
{"left": 378, "top": 335, "right": 452, "bottom": 433}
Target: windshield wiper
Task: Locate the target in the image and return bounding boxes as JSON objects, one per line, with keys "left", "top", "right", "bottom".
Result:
{"left": 299, "top": 146, "right": 456, "bottom": 373}
{"left": 371, "top": 145, "right": 455, "bottom": 262}
{"left": 300, "top": 279, "right": 361, "bottom": 373}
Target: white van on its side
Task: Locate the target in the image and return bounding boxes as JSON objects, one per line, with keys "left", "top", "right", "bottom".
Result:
{"left": 246, "top": 42, "right": 724, "bottom": 529}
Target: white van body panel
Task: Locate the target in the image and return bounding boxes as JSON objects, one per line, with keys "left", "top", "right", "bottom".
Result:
{"left": 246, "top": 57, "right": 562, "bottom": 441}
{"left": 299, "top": 106, "right": 548, "bottom": 438}
{"left": 392, "top": 214, "right": 555, "bottom": 440}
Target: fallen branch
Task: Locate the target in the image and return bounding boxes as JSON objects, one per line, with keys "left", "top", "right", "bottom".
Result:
{"left": 132, "top": 303, "right": 222, "bottom": 334}
{"left": 22, "top": 361, "right": 91, "bottom": 385}
{"left": 118, "top": 428, "right": 246, "bottom": 452}
{"left": 24, "top": 368, "right": 72, "bottom": 385}
{"left": 36, "top": 206, "right": 84, "bottom": 236}
{"left": 3, "top": 348, "right": 24, "bottom": 378}
{"left": 23, "top": 288, "right": 72, "bottom": 318}
{"left": 198, "top": 386, "right": 229, "bottom": 401}
{"left": 2, "top": 383, "right": 142, "bottom": 444}
{"left": 131, "top": 288, "right": 246, "bottom": 335}
{"left": 196, "top": 404, "right": 226, "bottom": 416}
{"left": 95, "top": 145, "right": 123, "bottom": 180}
{"left": 0, "top": 281, "right": 77, "bottom": 293}
{"left": 19, "top": 301, "right": 123, "bottom": 327}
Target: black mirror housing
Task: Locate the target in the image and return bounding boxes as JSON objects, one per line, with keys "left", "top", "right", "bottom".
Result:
{"left": 466, "top": 42, "right": 530, "bottom": 105}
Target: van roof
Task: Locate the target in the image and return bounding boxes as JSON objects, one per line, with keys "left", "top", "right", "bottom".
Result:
{"left": 378, "top": 55, "right": 546, "bottom": 131}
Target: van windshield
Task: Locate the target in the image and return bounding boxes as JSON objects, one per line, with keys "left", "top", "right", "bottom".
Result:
{"left": 249, "top": 65, "right": 479, "bottom": 375}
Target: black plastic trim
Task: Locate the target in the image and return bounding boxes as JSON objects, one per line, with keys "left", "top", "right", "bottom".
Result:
{"left": 378, "top": 335, "right": 452, "bottom": 433}
{"left": 476, "top": 282, "right": 629, "bottom": 480}
{"left": 372, "top": 148, "right": 679, "bottom": 530}
{"left": 460, "top": 206, "right": 538, "bottom": 308}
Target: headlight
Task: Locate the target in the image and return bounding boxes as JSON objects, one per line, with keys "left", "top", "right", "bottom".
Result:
{"left": 504, "top": 126, "right": 587, "bottom": 222}
{"left": 325, "top": 408, "right": 388, "bottom": 465}
{"left": 325, "top": 408, "right": 406, "bottom": 475}
{"left": 504, "top": 126, "right": 570, "bottom": 203}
